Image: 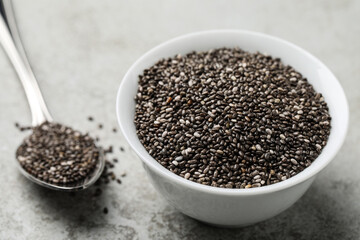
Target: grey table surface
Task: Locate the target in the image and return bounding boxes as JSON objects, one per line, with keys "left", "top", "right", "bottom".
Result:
{"left": 0, "top": 0, "right": 359, "bottom": 239}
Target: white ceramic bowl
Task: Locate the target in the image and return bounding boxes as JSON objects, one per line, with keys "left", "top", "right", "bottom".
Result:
{"left": 116, "top": 30, "right": 349, "bottom": 227}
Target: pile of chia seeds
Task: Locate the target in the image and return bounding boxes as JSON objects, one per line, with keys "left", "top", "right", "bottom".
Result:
{"left": 15, "top": 118, "right": 126, "bottom": 190}
{"left": 134, "top": 47, "right": 331, "bottom": 189}
{"left": 16, "top": 122, "right": 99, "bottom": 184}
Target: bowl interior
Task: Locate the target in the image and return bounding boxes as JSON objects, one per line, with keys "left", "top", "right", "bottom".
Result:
{"left": 116, "top": 30, "right": 349, "bottom": 194}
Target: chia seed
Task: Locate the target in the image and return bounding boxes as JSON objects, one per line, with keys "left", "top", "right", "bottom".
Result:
{"left": 134, "top": 47, "right": 331, "bottom": 189}
{"left": 16, "top": 122, "right": 100, "bottom": 185}
{"left": 103, "top": 207, "right": 108, "bottom": 214}
{"left": 15, "top": 118, "right": 125, "bottom": 190}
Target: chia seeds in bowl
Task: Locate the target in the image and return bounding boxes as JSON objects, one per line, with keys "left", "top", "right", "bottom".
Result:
{"left": 118, "top": 30, "right": 348, "bottom": 227}
{"left": 134, "top": 47, "right": 331, "bottom": 189}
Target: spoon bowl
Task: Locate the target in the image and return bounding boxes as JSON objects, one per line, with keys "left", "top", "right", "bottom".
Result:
{"left": 17, "top": 148, "right": 105, "bottom": 191}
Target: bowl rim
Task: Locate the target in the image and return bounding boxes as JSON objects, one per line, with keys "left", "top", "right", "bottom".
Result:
{"left": 116, "top": 29, "right": 349, "bottom": 196}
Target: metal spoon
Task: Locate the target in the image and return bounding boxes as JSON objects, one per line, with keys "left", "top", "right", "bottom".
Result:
{"left": 0, "top": 0, "right": 104, "bottom": 191}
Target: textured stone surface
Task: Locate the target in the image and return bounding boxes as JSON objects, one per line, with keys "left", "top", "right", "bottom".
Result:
{"left": 0, "top": 0, "right": 359, "bottom": 239}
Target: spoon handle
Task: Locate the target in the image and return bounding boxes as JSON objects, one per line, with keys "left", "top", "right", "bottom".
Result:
{"left": 0, "top": 0, "right": 52, "bottom": 126}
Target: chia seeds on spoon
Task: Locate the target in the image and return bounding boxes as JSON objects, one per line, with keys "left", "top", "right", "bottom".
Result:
{"left": 134, "top": 47, "right": 331, "bottom": 189}
{"left": 15, "top": 116, "right": 125, "bottom": 190}
{"left": 16, "top": 121, "right": 100, "bottom": 185}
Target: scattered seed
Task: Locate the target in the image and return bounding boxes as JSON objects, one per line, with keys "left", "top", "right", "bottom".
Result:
{"left": 20, "top": 126, "right": 32, "bottom": 131}
{"left": 103, "top": 207, "right": 108, "bottom": 214}
{"left": 104, "top": 146, "right": 113, "bottom": 154}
